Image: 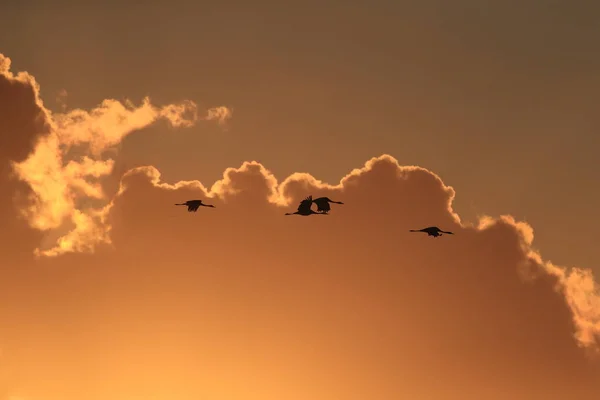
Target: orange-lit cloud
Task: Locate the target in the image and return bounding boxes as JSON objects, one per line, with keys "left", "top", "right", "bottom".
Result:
{"left": 106, "top": 156, "right": 600, "bottom": 354}
{"left": 55, "top": 88, "right": 68, "bottom": 111}
{"left": 0, "top": 53, "right": 232, "bottom": 257}
{"left": 0, "top": 53, "right": 599, "bottom": 399}
{"left": 205, "top": 105, "right": 233, "bottom": 125}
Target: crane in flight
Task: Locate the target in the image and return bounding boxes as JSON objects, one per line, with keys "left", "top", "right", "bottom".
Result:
{"left": 409, "top": 226, "right": 453, "bottom": 237}
{"left": 285, "top": 196, "right": 327, "bottom": 216}
{"left": 312, "top": 196, "right": 344, "bottom": 214}
{"left": 175, "top": 199, "right": 216, "bottom": 212}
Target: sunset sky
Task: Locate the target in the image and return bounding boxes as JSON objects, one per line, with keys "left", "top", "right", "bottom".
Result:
{"left": 1, "top": 1, "right": 599, "bottom": 399}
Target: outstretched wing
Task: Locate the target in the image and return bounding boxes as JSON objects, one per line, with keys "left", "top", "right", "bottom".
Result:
{"left": 297, "top": 197, "right": 313, "bottom": 213}
{"left": 187, "top": 200, "right": 203, "bottom": 212}
{"left": 312, "top": 197, "right": 330, "bottom": 213}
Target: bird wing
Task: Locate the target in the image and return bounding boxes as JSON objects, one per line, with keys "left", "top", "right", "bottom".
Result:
{"left": 313, "top": 198, "right": 330, "bottom": 212}
{"left": 297, "top": 198, "right": 313, "bottom": 213}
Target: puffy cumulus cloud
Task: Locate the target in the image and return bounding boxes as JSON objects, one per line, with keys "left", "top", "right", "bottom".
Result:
{"left": 1, "top": 53, "right": 599, "bottom": 399}
{"left": 0, "top": 55, "right": 48, "bottom": 264}
{"left": 109, "top": 155, "right": 600, "bottom": 354}
{"left": 3, "top": 155, "right": 587, "bottom": 399}
{"left": 1, "top": 165, "right": 600, "bottom": 398}
{"left": 0, "top": 53, "right": 232, "bottom": 257}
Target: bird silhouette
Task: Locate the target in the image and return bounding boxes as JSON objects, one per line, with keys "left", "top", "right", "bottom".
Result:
{"left": 409, "top": 226, "right": 453, "bottom": 237}
{"left": 285, "top": 196, "right": 327, "bottom": 216}
{"left": 312, "top": 196, "right": 344, "bottom": 214}
{"left": 175, "top": 199, "right": 216, "bottom": 212}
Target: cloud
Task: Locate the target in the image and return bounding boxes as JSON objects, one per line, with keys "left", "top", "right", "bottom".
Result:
{"left": 0, "top": 53, "right": 232, "bottom": 257}
{"left": 205, "top": 105, "right": 233, "bottom": 125}
{"left": 0, "top": 52, "right": 599, "bottom": 399}
{"left": 0, "top": 154, "right": 594, "bottom": 399}
{"left": 107, "top": 155, "right": 600, "bottom": 354}
{"left": 55, "top": 88, "right": 68, "bottom": 111}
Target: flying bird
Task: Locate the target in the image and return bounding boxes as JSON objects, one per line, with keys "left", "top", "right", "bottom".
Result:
{"left": 409, "top": 226, "right": 453, "bottom": 237}
{"left": 312, "top": 196, "right": 344, "bottom": 214}
{"left": 175, "top": 199, "right": 216, "bottom": 212}
{"left": 285, "top": 196, "right": 327, "bottom": 216}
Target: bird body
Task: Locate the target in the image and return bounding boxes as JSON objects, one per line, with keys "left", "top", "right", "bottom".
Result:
{"left": 175, "top": 199, "right": 215, "bottom": 212}
{"left": 285, "top": 196, "right": 327, "bottom": 216}
{"left": 312, "top": 196, "right": 344, "bottom": 214}
{"left": 410, "top": 226, "right": 453, "bottom": 237}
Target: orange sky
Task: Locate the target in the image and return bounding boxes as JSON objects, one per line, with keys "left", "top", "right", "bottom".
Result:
{"left": 1, "top": 0, "right": 599, "bottom": 271}
{"left": 1, "top": 2, "right": 600, "bottom": 399}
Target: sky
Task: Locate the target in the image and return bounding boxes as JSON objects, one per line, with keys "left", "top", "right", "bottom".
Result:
{"left": 0, "top": 1, "right": 599, "bottom": 399}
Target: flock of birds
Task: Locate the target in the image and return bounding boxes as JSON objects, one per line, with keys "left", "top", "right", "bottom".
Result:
{"left": 175, "top": 196, "right": 454, "bottom": 238}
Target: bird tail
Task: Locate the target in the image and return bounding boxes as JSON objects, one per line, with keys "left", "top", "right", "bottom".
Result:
{"left": 441, "top": 231, "right": 454, "bottom": 234}
{"left": 409, "top": 230, "right": 419, "bottom": 232}
{"left": 175, "top": 203, "right": 186, "bottom": 206}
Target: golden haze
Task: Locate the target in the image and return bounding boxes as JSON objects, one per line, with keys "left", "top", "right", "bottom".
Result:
{"left": 0, "top": 53, "right": 599, "bottom": 400}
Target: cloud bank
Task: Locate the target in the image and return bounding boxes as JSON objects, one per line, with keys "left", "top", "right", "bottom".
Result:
{"left": 0, "top": 53, "right": 232, "bottom": 257}
{"left": 0, "top": 53, "right": 599, "bottom": 399}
